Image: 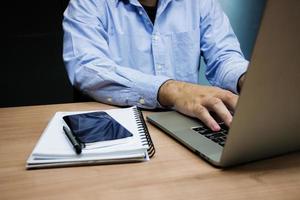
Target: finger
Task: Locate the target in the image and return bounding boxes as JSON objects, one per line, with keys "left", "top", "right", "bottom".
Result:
{"left": 204, "top": 97, "right": 233, "bottom": 127}
{"left": 193, "top": 105, "right": 220, "bottom": 131}
{"left": 218, "top": 91, "right": 238, "bottom": 112}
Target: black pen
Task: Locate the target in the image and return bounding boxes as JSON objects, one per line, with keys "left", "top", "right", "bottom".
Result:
{"left": 63, "top": 125, "right": 82, "bottom": 154}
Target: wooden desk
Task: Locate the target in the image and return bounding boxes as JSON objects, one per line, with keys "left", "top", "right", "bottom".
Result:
{"left": 1, "top": 102, "right": 300, "bottom": 200}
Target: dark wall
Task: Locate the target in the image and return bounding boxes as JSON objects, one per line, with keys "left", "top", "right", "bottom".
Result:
{"left": 2, "top": 0, "right": 73, "bottom": 107}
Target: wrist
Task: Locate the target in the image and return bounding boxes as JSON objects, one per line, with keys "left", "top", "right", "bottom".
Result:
{"left": 158, "top": 79, "right": 181, "bottom": 108}
{"left": 237, "top": 73, "right": 246, "bottom": 93}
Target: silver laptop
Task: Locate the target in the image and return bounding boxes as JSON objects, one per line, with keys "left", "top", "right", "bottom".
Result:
{"left": 147, "top": 0, "right": 300, "bottom": 167}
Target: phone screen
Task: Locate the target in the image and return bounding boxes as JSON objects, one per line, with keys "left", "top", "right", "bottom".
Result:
{"left": 63, "top": 112, "right": 133, "bottom": 144}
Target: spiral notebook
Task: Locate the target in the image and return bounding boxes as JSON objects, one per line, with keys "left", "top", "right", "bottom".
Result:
{"left": 26, "top": 106, "right": 155, "bottom": 169}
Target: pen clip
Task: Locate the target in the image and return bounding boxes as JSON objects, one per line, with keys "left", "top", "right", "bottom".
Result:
{"left": 63, "top": 126, "right": 85, "bottom": 154}
{"left": 79, "top": 140, "right": 86, "bottom": 148}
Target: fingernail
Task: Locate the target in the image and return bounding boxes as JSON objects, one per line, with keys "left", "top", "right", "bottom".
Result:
{"left": 213, "top": 124, "right": 221, "bottom": 131}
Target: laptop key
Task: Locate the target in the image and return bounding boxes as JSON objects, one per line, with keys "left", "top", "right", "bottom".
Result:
{"left": 212, "top": 138, "right": 223, "bottom": 143}
{"left": 210, "top": 133, "right": 224, "bottom": 139}
{"left": 193, "top": 125, "right": 228, "bottom": 146}
{"left": 222, "top": 130, "right": 228, "bottom": 134}
{"left": 219, "top": 123, "right": 229, "bottom": 131}
{"left": 219, "top": 141, "right": 226, "bottom": 146}
{"left": 192, "top": 127, "right": 212, "bottom": 135}
{"left": 192, "top": 127, "right": 202, "bottom": 132}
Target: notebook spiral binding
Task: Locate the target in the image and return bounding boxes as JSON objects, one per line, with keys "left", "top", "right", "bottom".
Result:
{"left": 133, "top": 107, "right": 156, "bottom": 158}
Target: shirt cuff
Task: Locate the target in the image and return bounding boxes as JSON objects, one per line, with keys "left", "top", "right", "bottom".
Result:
{"left": 220, "top": 60, "right": 249, "bottom": 94}
{"left": 133, "top": 75, "right": 171, "bottom": 109}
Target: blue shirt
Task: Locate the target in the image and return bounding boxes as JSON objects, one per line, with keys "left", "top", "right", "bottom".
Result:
{"left": 63, "top": 0, "right": 248, "bottom": 109}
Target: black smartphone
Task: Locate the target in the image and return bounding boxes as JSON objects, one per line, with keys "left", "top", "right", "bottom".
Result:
{"left": 62, "top": 111, "right": 133, "bottom": 144}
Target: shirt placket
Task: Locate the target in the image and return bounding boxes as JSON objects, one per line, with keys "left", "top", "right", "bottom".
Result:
{"left": 133, "top": 0, "right": 167, "bottom": 77}
{"left": 151, "top": 31, "right": 165, "bottom": 76}
{"left": 135, "top": 5, "right": 156, "bottom": 106}
{"left": 151, "top": 0, "right": 172, "bottom": 77}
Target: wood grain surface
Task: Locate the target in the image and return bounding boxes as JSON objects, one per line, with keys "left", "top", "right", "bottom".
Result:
{"left": 0, "top": 102, "right": 299, "bottom": 200}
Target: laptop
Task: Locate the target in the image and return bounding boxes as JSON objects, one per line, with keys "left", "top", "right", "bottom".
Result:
{"left": 147, "top": 0, "right": 300, "bottom": 167}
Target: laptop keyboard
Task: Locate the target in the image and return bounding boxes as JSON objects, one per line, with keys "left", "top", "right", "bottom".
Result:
{"left": 192, "top": 123, "right": 228, "bottom": 147}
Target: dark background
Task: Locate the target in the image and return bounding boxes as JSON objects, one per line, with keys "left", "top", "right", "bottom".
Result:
{"left": 2, "top": 0, "right": 72, "bottom": 107}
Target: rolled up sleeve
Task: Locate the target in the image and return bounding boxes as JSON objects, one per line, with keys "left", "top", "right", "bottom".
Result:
{"left": 200, "top": 0, "right": 249, "bottom": 93}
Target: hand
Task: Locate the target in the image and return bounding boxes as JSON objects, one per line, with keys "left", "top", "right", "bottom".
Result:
{"left": 158, "top": 80, "right": 238, "bottom": 131}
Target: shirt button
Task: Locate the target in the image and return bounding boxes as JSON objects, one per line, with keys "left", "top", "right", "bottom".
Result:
{"left": 157, "top": 64, "right": 163, "bottom": 70}
{"left": 139, "top": 98, "right": 145, "bottom": 105}
{"left": 107, "top": 97, "right": 112, "bottom": 102}
{"left": 139, "top": 10, "right": 143, "bottom": 15}
{"left": 152, "top": 35, "right": 159, "bottom": 41}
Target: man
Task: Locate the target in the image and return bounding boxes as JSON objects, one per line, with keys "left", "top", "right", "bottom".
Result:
{"left": 63, "top": 0, "right": 248, "bottom": 131}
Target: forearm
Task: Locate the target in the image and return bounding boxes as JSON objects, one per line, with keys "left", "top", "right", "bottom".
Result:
{"left": 73, "top": 62, "right": 170, "bottom": 109}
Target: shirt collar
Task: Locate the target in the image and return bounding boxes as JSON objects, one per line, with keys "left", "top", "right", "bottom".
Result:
{"left": 115, "top": 0, "right": 176, "bottom": 7}
{"left": 115, "top": 0, "right": 137, "bottom": 7}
